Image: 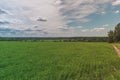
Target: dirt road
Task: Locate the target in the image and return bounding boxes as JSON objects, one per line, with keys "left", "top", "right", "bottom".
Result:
{"left": 113, "top": 45, "right": 120, "bottom": 57}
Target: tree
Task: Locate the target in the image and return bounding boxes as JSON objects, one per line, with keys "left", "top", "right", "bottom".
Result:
{"left": 108, "top": 30, "right": 114, "bottom": 43}
{"left": 114, "top": 23, "right": 120, "bottom": 42}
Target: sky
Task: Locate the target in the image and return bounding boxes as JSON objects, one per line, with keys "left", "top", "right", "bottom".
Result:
{"left": 0, "top": 0, "right": 120, "bottom": 37}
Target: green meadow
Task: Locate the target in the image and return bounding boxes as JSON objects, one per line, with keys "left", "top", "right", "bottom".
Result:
{"left": 0, "top": 42, "right": 120, "bottom": 80}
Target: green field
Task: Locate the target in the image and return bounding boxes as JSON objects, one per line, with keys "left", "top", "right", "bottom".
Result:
{"left": 0, "top": 42, "right": 120, "bottom": 80}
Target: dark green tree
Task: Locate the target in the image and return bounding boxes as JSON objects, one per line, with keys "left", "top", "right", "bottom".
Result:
{"left": 114, "top": 23, "right": 120, "bottom": 42}
{"left": 108, "top": 30, "right": 114, "bottom": 43}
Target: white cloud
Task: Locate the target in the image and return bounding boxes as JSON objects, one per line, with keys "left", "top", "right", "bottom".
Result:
{"left": 81, "top": 28, "right": 105, "bottom": 32}
{"left": 81, "top": 24, "right": 108, "bottom": 32}
{"left": 56, "top": 0, "right": 113, "bottom": 26}
{"left": 115, "top": 10, "right": 120, "bottom": 13}
{"left": 101, "top": 11, "right": 106, "bottom": 15}
{"left": 112, "top": 0, "right": 120, "bottom": 6}
{"left": 102, "top": 24, "right": 109, "bottom": 27}
{"left": 92, "top": 24, "right": 109, "bottom": 32}
{"left": 0, "top": 0, "right": 113, "bottom": 37}
{"left": 93, "top": 28, "right": 105, "bottom": 31}
{"left": 59, "top": 26, "right": 82, "bottom": 32}
{"left": 0, "top": 0, "right": 67, "bottom": 36}
{"left": 81, "top": 29, "right": 89, "bottom": 32}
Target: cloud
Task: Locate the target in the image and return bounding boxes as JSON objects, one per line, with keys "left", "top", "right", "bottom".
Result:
{"left": 42, "top": 32, "right": 48, "bottom": 34}
{"left": 0, "top": 27, "right": 49, "bottom": 37}
{"left": 0, "top": 0, "right": 113, "bottom": 37}
{"left": 81, "top": 28, "right": 105, "bottom": 32}
{"left": 112, "top": 0, "right": 120, "bottom": 6}
{"left": 92, "top": 24, "right": 109, "bottom": 31}
{"left": 75, "top": 26, "right": 83, "bottom": 28}
{"left": 0, "top": 0, "right": 67, "bottom": 36}
{"left": 101, "top": 11, "right": 106, "bottom": 14}
{"left": 0, "top": 28, "right": 13, "bottom": 32}
{"left": 37, "top": 17, "right": 47, "bottom": 22}
{"left": 115, "top": 10, "right": 120, "bottom": 13}
{"left": 0, "top": 21, "right": 10, "bottom": 25}
{"left": 81, "top": 24, "right": 108, "bottom": 32}
{"left": 93, "top": 28, "right": 105, "bottom": 31}
{"left": 59, "top": 25, "right": 82, "bottom": 32}
{"left": 0, "top": 27, "right": 21, "bottom": 35}
{"left": 58, "top": 27, "right": 74, "bottom": 32}
{"left": 34, "top": 26, "right": 38, "bottom": 28}
{"left": 24, "top": 29, "right": 43, "bottom": 32}
{"left": 102, "top": 24, "right": 109, "bottom": 27}
{"left": 0, "top": 9, "right": 7, "bottom": 14}
{"left": 57, "top": 0, "right": 112, "bottom": 25}
{"left": 81, "top": 29, "right": 89, "bottom": 32}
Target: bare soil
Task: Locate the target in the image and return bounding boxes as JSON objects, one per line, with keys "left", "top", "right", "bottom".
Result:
{"left": 113, "top": 45, "right": 120, "bottom": 57}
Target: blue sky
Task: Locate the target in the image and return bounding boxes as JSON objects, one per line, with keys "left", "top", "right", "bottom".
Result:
{"left": 0, "top": 0, "right": 120, "bottom": 37}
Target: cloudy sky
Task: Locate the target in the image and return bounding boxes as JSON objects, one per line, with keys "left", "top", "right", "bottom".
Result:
{"left": 0, "top": 0, "right": 120, "bottom": 37}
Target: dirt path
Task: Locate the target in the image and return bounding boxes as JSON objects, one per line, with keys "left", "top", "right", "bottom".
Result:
{"left": 113, "top": 45, "right": 120, "bottom": 57}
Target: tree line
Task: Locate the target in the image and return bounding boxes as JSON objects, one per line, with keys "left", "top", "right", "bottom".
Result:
{"left": 0, "top": 37, "right": 107, "bottom": 42}
{"left": 108, "top": 23, "right": 120, "bottom": 43}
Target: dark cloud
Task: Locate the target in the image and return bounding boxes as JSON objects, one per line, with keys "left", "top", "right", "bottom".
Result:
{"left": 22, "top": 29, "right": 49, "bottom": 35}
{"left": 0, "top": 27, "right": 48, "bottom": 36}
{"left": 43, "top": 32, "right": 48, "bottom": 34}
{"left": 0, "top": 28, "right": 43, "bottom": 34}
{"left": 0, "top": 9, "right": 7, "bottom": 14}
{"left": 0, "top": 21, "right": 10, "bottom": 25}
{"left": 0, "top": 28, "right": 20, "bottom": 32}
{"left": 24, "top": 29, "right": 43, "bottom": 32}
{"left": 24, "top": 28, "right": 49, "bottom": 34}
{"left": 59, "top": 28, "right": 70, "bottom": 31}
{"left": 34, "top": 26, "right": 38, "bottom": 28}
{"left": 37, "top": 17, "right": 47, "bottom": 22}
{"left": 0, "top": 28, "right": 13, "bottom": 32}
{"left": 0, "top": 28, "right": 21, "bottom": 35}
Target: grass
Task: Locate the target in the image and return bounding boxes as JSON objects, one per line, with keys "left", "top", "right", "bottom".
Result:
{"left": 113, "top": 43, "right": 120, "bottom": 49}
{"left": 0, "top": 42, "right": 119, "bottom": 80}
